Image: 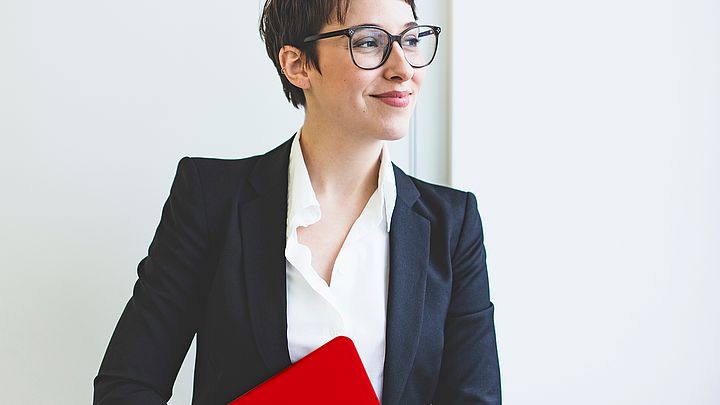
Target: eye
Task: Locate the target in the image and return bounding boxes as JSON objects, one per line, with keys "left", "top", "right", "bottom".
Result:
{"left": 353, "top": 37, "right": 381, "bottom": 49}
{"left": 402, "top": 36, "right": 420, "bottom": 47}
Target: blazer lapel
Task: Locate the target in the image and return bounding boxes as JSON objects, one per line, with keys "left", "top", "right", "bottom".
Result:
{"left": 238, "top": 144, "right": 431, "bottom": 402}
{"left": 240, "top": 137, "right": 294, "bottom": 374}
{"left": 382, "top": 165, "right": 430, "bottom": 405}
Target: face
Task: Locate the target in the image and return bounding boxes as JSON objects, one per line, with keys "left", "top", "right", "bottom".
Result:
{"left": 303, "top": 0, "right": 426, "bottom": 142}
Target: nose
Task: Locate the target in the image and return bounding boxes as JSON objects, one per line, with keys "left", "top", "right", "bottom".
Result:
{"left": 383, "top": 41, "right": 414, "bottom": 81}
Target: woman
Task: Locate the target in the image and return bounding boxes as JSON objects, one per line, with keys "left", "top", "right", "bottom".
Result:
{"left": 94, "top": 0, "right": 501, "bottom": 403}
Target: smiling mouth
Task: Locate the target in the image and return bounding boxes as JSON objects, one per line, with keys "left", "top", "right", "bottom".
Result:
{"left": 370, "top": 91, "right": 411, "bottom": 108}
{"left": 372, "top": 91, "right": 411, "bottom": 98}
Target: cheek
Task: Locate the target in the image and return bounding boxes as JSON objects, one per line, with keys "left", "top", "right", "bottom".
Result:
{"left": 412, "top": 69, "right": 427, "bottom": 91}
{"left": 344, "top": 76, "right": 372, "bottom": 107}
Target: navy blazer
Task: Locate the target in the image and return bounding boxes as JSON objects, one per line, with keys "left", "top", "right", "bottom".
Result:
{"left": 94, "top": 137, "right": 501, "bottom": 404}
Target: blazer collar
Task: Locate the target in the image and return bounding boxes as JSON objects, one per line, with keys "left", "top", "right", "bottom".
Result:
{"left": 247, "top": 137, "right": 295, "bottom": 195}
{"left": 241, "top": 136, "right": 294, "bottom": 374}
{"left": 240, "top": 136, "right": 429, "bottom": 405}
{"left": 382, "top": 164, "right": 429, "bottom": 405}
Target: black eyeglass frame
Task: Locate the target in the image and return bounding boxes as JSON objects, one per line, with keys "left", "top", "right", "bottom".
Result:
{"left": 302, "top": 24, "right": 442, "bottom": 70}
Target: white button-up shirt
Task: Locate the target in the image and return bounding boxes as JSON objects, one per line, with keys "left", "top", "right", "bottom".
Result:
{"left": 285, "top": 130, "right": 396, "bottom": 399}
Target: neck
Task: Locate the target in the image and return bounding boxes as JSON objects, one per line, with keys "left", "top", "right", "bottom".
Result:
{"left": 298, "top": 119, "right": 384, "bottom": 204}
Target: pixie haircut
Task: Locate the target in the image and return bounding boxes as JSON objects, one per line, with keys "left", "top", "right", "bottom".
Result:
{"left": 259, "top": 0, "right": 418, "bottom": 109}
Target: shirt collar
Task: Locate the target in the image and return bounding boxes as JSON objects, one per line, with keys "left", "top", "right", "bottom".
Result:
{"left": 286, "top": 130, "right": 321, "bottom": 239}
{"left": 286, "top": 128, "right": 397, "bottom": 240}
{"left": 378, "top": 139, "right": 397, "bottom": 233}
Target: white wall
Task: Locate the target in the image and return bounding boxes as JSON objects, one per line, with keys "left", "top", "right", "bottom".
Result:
{"left": 0, "top": 2, "right": 300, "bottom": 403}
{"left": 451, "top": 0, "right": 719, "bottom": 404}
{"left": 0, "top": 1, "right": 448, "bottom": 403}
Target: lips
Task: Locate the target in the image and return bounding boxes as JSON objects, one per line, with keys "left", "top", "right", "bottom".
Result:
{"left": 370, "top": 91, "right": 411, "bottom": 108}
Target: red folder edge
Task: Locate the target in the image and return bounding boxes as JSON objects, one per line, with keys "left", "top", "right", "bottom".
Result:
{"left": 229, "top": 336, "right": 380, "bottom": 404}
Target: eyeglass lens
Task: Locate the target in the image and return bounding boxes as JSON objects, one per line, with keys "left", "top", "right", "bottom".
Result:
{"left": 349, "top": 26, "right": 438, "bottom": 69}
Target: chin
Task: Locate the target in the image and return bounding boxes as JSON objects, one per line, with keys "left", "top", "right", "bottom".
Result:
{"left": 376, "top": 123, "right": 410, "bottom": 141}
{"left": 371, "top": 112, "right": 414, "bottom": 140}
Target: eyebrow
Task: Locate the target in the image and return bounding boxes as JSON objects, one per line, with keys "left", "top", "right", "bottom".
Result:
{"left": 355, "top": 21, "right": 419, "bottom": 29}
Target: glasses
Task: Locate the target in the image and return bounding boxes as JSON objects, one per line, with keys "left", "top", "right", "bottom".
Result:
{"left": 303, "top": 24, "right": 441, "bottom": 70}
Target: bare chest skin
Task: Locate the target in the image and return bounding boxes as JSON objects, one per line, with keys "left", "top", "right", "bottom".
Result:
{"left": 297, "top": 195, "right": 370, "bottom": 285}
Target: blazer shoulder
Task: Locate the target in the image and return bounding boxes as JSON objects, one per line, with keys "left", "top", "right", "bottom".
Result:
{"left": 177, "top": 155, "right": 260, "bottom": 200}
{"left": 181, "top": 137, "right": 294, "bottom": 200}
{"left": 410, "top": 175, "right": 471, "bottom": 204}
{"left": 395, "top": 165, "right": 475, "bottom": 217}
{"left": 187, "top": 155, "right": 259, "bottom": 180}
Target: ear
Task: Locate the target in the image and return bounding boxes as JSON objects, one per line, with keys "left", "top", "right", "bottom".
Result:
{"left": 278, "top": 45, "right": 311, "bottom": 90}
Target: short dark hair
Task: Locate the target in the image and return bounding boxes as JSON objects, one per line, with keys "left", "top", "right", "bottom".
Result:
{"left": 259, "top": 0, "right": 418, "bottom": 109}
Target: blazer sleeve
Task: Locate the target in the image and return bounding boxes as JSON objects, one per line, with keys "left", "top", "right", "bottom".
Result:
{"left": 432, "top": 192, "right": 501, "bottom": 405}
{"left": 94, "top": 157, "right": 213, "bottom": 404}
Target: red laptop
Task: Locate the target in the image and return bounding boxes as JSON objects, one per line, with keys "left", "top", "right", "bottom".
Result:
{"left": 229, "top": 336, "right": 380, "bottom": 404}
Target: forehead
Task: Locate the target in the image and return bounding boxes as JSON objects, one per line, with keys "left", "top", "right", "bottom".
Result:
{"left": 339, "top": 0, "right": 416, "bottom": 31}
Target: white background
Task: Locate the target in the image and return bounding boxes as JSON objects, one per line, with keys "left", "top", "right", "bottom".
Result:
{"left": 1, "top": 0, "right": 718, "bottom": 404}
{"left": 452, "top": 1, "right": 719, "bottom": 404}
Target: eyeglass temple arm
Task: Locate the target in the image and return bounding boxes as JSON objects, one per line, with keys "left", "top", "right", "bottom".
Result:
{"left": 389, "top": 26, "right": 441, "bottom": 44}
{"left": 304, "top": 25, "right": 440, "bottom": 44}
{"left": 303, "top": 28, "right": 351, "bottom": 43}
{"left": 419, "top": 26, "right": 441, "bottom": 38}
